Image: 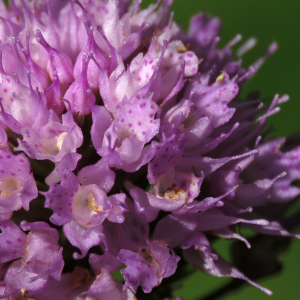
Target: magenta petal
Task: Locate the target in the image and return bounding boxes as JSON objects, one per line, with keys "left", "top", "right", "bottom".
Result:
{"left": 63, "top": 221, "right": 103, "bottom": 259}
{"left": 0, "top": 220, "right": 27, "bottom": 263}
{"left": 4, "top": 259, "right": 48, "bottom": 296}
{"left": 148, "top": 126, "right": 186, "bottom": 184}
{"left": 118, "top": 249, "right": 158, "bottom": 293}
{"left": 64, "top": 55, "right": 96, "bottom": 115}
{"left": 44, "top": 68, "right": 64, "bottom": 115}
{"left": 4, "top": 221, "right": 64, "bottom": 296}
{"left": 183, "top": 247, "right": 272, "bottom": 295}
{"left": 184, "top": 73, "right": 238, "bottom": 128}
{"left": 89, "top": 251, "right": 123, "bottom": 275}
{"left": 77, "top": 159, "right": 115, "bottom": 193}
{"left": 0, "top": 151, "right": 38, "bottom": 217}
{"left": 118, "top": 240, "right": 179, "bottom": 293}
{"left": 91, "top": 104, "right": 113, "bottom": 150}
{"left": 130, "top": 186, "right": 160, "bottom": 222}
{"left": 245, "top": 221, "right": 300, "bottom": 239}
{"left": 35, "top": 29, "right": 74, "bottom": 86}
{"left": 73, "top": 20, "right": 110, "bottom": 90}
{"left": 82, "top": 268, "right": 124, "bottom": 300}
{"left": 107, "top": 193, "right": 128, "bottom": 223}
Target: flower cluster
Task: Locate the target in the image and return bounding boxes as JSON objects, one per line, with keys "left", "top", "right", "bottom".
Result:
{"left": 0, "top": 0, "right": 299, "bottom": 299}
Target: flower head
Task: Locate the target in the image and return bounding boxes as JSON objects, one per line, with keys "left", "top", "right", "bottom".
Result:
{"left": 0, "top": 1, "right": 299, "bottom": 299}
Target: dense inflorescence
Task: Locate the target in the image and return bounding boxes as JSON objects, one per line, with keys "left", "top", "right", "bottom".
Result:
{"left": 0, "top": 0, "right": 299, "bottom": 299}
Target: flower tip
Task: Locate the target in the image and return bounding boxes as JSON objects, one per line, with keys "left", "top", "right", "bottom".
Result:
{"left": 236, "top": 33, "right": 242, "bottom": 41}
{"left": 35, "top": 31, "right": 41, "bottom": 41}
{"left": 73, "top": 252, "right": 81, "bottom": 259}
{"left": 189, "top": 90, "right": 195, "bottom": 99}
{"left": 246, "top": 206, "right": 253, "bottom": 213}
{"left": 144, "top": 22, "right": 151, "bottom": 30}
{"left": 35, "top": 29, "right": 45, "bottom": 43}
{"left": 0, "top": 100, "right": 4, "bottom": 112}
{"left": 268, "top": 42, "right": 278, "bottom": 54}
{"left": 179, "top": 57, "right": 185, "bottom": 68}
{"left": 60, "top": 98, "right": 72, "bottom": 111}
{"left": 279, "top": 94, "right": 289, "bottom": 104}
{"left": 237, "top": 37, "right": 257, "bottom": 57}
{"left": 279, "top": 171, "right": 287, "bottom": 178}
{"left": 226, "top": 34, "right": 242, "bottom": 48}
{"left": 214, "top": 36, "right": 221, "bottom": 46}
{"left": 261, "top": 220, "right": 270, "bottom": 226}
{"left": 264, "top": 288, "right": 273, "bottom": 296}
{"left": 96, "top": 25, "right": 104, "bottom": 35}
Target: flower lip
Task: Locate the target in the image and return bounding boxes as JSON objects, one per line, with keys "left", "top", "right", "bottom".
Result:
{"left": 159, "top": 185, "right": 188, "bottom": 201}
{"left": 71, "top": 187, "right": 101, "bottom": 220}
{"left": 0, "top": 177, "right": 21, "bottom": 196}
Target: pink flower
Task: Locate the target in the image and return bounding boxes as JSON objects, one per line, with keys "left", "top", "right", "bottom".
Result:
{"left": 0, "top": 1, "right": 298, "bottom": 299}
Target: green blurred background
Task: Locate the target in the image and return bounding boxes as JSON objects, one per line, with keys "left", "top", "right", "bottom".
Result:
{"left": 141, "top": 0, "right": 300, "bottom": 299}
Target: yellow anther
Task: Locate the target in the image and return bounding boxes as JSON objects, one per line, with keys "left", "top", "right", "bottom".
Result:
{"left": 21, "top": 288, "right": 26, "bottom": 297}
{"left": 87, "top": 199, "right": 103, "bottom": 213}
{"left": 177, "top": 44, "right": 187, "bottom": 53}
{"left": 163, "top": 187, "right": 187, "bottom": 201}
{"left": 216, "top": 73, "right": 225, "bottom": 83}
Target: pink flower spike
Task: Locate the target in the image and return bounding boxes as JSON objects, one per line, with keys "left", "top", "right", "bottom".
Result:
{"left": 44, "top": 66, "right": 64, "bottom": 115}
{"left": 35, "top": 29, "right": 74, "bottom": 86}
{"left": 73, "top": 19, "right": 110, "bottom": 90}
{"left": 96, "top": 25, "right": 124, "bottom": 76}
{"left": 21, "top": 32, "right": 49, "bottom": 90}
{"left": 117, "top": 22, "right": 151, "bottom": 61}
{"left": 11, "top": 35, "right": 44, "bottom": 93}
{"left": 64, "top": 54, "right": 96, "bottom": 116}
